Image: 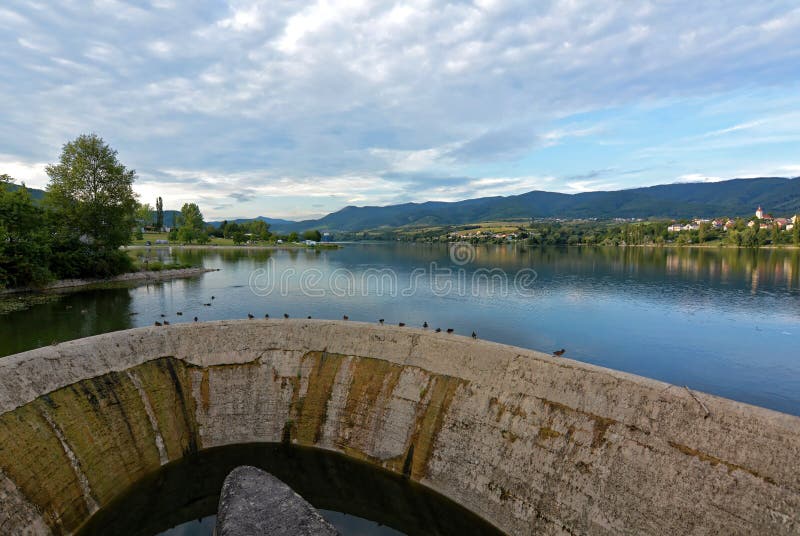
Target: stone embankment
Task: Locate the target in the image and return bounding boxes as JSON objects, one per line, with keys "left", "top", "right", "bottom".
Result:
{"left": 0, "top": 267, "right": 218, "bottom": 296}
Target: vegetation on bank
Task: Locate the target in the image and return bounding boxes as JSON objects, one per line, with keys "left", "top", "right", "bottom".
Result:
{"left": 0, "top": 135, "right": 330, "bottom": 289}
{"left": 349, "top": 217, "right": 800, "bottom": 248}
{"left": 1, "top": 135, "right": 139, "bottom": 289}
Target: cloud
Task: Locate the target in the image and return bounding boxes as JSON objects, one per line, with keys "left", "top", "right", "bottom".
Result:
{"left": 1, "top": 1, "right": 800, "bottom": 218}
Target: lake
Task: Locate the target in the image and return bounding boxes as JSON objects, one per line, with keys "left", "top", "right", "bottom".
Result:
{"left": 3, "top": 242, "right": 799, "bottom": 535}
{"left": 2, "top": 243, "right": 799, "bottom": 417}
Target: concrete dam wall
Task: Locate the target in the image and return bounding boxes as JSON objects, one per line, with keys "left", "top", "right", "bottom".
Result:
{"left": 0, "top": 320, "right": 798, "bottom": 535}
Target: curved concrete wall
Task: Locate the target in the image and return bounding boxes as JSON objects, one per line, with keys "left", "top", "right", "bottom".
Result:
{"left": 0, "top": 320, "right": 798, "bottom": 535}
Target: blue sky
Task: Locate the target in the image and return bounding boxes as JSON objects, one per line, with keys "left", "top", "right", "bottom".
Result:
{"left": 1, "top": 1, "right": 799, "bottom": 220}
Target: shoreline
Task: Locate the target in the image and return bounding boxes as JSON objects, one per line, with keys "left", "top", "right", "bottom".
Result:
{"left": 125, "top": 244, "right": 341, "bottom": 251}
{"left": 0, "top": 267, "right": 219, "bottom": 296}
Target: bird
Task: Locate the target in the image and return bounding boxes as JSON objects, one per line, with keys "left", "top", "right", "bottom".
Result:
{"left": 446, "top": 328, "right": 454, "bottom": 334}
{"left": 154, "top": 321, "right": 162, "bottom": 326}
{"left": 176, "top": 312, "right": 183, "bottom": 316}
{"left": 247, "top": 313, "right": 254, "bottom": 319}
{"left": 211, "top": 296, "right": 215, "bottom": 300}
{"left": 160, "top": 313, "right": 166, "bottom": 318}
{"left": 472, "top": 331, "right": 477, "bottom": 339}
{"left": 343, "top": 315, "right": 349, "bottom": 320}
{"left": 423, "top": 321, "right": 428, "bottom": 328}
{"left": 307, "top": 315, "right": 312, "bottom": 319}
{"left": 399, "top": 322, "right": 405, "bottom": 327}
{"left": 203, "top": 303, "right": 211, "bottom": 307}
{"left": 379, "top": 319, "right": 385, "bottom": 324}
{"left": 435, "top": 328, "right": 441, "bottom": 333}
{"left": 193, "top": 316, "right": 198, "bottom": 322}
{"left": 264, "top": 314, "right": 269, "bottom": 318}
{"left": 163, "top": 320, "right": 170, "bottom": 325}
{"left": 283, "top": 313, "right": 289, "bottom": 318}
{"left": 553, "top": 349, "right": 566, "bottom": 357}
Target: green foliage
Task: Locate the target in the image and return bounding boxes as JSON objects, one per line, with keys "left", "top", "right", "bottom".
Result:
{"left": 794, "top": 217, "right": 799, "bottom": 246}
{"left": 156, "top": 196, "right": 164, "bottom": 229}
{"left": 0, "top": 181, "right": 51, "bottom": 288}
{"left": 135, "top": 202, "right": 153, "bottom": 229}
{"left": 48, "top": 243, "right": 134, "bottom": 279}
{"left": 302, "top": 229, "right": 322, "bottom": 241}
{"left": 45, "top": 134, "right": 138, "bottom": 249}
{"left": 232, "top": 231, "right": 247, "bottom": 245}
{"left": 176, "top": 202, "right": 207, "bottom": 244}
{"left": 1, "top": 135, "right": 146, "bottom": 288}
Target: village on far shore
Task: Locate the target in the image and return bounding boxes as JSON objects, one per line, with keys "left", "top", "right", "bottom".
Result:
{"left": 666, "top": 207, "right": 797, "bottom": 233}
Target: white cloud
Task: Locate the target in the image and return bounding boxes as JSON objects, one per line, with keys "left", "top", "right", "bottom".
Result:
{"left": 0, "top": 159, "right": 49, "bottom": 188}
{"left": 2, "top": 1, "right": 800, "bottom": 218}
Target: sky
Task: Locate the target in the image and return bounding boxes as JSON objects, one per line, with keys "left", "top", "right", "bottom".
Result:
{"left": 1, "top": 1, "right": 800, "bottom": 221}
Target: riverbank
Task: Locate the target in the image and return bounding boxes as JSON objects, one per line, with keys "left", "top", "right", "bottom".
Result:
{"left": 125, "top": 243, "right": 341, "bottom": 250}
{"left": 0, "top": 267, "right": 219, "bottom": 296}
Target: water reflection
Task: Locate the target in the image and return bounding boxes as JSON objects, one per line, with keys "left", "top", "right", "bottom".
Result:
{"left": 77, "top": 444, "right": 501, "bottom": 536}
{"left": 1, "top": 244, "right": 798, "bottom": 414}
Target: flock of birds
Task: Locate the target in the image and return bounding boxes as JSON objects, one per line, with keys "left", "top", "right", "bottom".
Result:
{"left": 152, "top": 294, "right": 567, "bottom": 357}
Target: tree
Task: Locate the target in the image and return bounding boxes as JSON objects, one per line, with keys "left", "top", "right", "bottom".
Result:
{"left": 45, "top": 134, "right": 138, "bottom": 249}
{"left": 0, "top": 177, "right": 51, "bottom": 287}
{"left": 248, "top": 220, "right": 271, "bottom": 241}
{"left": 232, "top": 231, "right": 247, "bottom": 245}
{"left": 156, "top": 197, "right": 164, "bottom": 230}
{"left": 177, "top": 202, "right": 206, "bottom": 244}
{"left": 136, "top": 202, "right": 153, "bottom": 230}
{"left": 794, "top": 216, "right": 799, "bottom": 246}
{"left": 302, "top": 229, "right": 322, "bottom": 242}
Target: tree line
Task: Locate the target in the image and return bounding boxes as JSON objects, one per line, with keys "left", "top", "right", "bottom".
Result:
{"left": 2, "top": 134, "right": 326, "bottom": 288}
{"left": 1, "top": 134, "right": 138, "bottom": 289}
{"left": 390, "top": 218, "right": 800, "bottom": 247}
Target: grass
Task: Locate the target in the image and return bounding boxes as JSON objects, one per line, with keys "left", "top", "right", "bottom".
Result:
{"left": 129, "top": 232, "right": 340, "bottom": 248}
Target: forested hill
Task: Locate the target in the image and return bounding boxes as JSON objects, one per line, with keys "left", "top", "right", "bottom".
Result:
{"left": 245, "top": 176, "right": 800, "bottom": 232}
{"left": 3, "top": 183, "right": 46, "bottom": 201}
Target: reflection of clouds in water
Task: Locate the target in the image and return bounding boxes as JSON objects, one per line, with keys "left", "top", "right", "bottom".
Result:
{"left": 320, "top": 510, "right": 405, "bottom": 536}
{"left": 158, "top": 516, "right": 215, "bottom": 536}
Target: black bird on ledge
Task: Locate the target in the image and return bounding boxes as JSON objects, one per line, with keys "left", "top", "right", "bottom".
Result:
{"left": 553, "top": 349, "right": 566, "bottom": 357}
{"left": 247, "top": 313, "right": 254, "bottom": 319}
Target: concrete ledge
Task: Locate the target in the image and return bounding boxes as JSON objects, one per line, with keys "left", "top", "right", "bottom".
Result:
{"left": 216, "top": 466, "right": 336, "bottom": 536}
{"left": 0, "top": 320, "right": 798, "bottom": 535}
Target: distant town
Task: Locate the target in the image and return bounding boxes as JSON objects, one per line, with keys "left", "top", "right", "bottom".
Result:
{"left": 666, "top": 207, "right": 796, "bottom": 233}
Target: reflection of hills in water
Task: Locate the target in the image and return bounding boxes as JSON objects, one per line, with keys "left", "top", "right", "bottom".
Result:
{"left": 3, "top": 244, "right": 799, "bottom": 415}
{"left": 150, "top": 243, "right": 800, "bottom": 309}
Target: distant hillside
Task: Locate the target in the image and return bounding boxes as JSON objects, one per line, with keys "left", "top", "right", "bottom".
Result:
{"left": 207, "top": 215, "right": 298, "bottom": 229}
{"left": 226, "top": 177, "right": 800, "bottom": 233}
{"left": 3, "top": 183, "right": 46, "bottom": 201}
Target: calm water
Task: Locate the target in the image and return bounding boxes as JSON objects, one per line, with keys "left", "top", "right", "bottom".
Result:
{"left": 2, "top": 243, "right": 799, "bottom": 415}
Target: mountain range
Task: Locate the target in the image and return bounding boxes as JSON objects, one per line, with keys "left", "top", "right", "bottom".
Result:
{"left": 7, "top": 177, "right": 799, "bottom": 233}
{"left": 217, "top": 176, "right": 800, "bottom": 233}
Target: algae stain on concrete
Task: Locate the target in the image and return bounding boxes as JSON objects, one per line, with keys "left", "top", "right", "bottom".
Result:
{"left": 126, "top": 371, "right": 169, "bottom": 465}
{"left": 0, "top": 402, "right": 89, "bottom": 534}
{"left": 290, "top": 351, "right": 344, "bottom": 444}
{"left": 131, "top": 358, "right": 201, "bottom": 460}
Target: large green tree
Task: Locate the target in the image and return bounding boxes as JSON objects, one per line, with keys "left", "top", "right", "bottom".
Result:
{"left": 177, "top": 202, "right": 208, "bottom": 244}
{"left": 45, "top": 134, "right": 138, "bottom": 249}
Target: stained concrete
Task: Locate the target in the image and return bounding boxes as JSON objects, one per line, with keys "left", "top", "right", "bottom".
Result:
{"left": 0, "top": 319, "right": 798, "bottom": 535}
{"left": 215, "top": 466, "right": 337, "bottom": 536}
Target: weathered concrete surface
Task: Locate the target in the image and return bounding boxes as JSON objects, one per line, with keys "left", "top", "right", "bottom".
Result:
{"left": 0, "top": 319, "right": 798, "bottom": 535}
{"left": 216, "top": 466, "right": 337, "bottom": 536}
